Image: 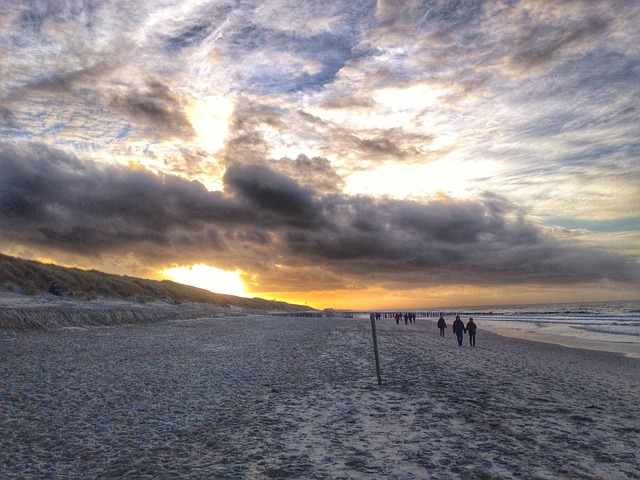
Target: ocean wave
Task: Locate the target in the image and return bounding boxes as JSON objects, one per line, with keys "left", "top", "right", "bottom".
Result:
{"left": 571, "top": 325, "right": 640, "bottom": 338}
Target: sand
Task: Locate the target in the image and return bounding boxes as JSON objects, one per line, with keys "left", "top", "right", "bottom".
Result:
{"left": 484, "top": 327, "right": 640, "bottom": 359}
{"left": 2, "top": 311, "right": 639, "bottom": 479}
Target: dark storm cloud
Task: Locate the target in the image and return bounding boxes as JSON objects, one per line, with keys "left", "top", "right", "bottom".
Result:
{"left": 1, "top": 142, "right": 638, "bottom": 287}
{"left": 223, "top": 162, "right": 319, "bottom": 224}
{"left": 0, "top": 143, "right": 239, "bottom": 255}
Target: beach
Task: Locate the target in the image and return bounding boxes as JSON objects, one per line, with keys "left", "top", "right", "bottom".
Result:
{"left": 479, "top": 326, "right": 640, "bottom": 359}
{"left": 2, "top": 308, "right": 639, "bottom": 479}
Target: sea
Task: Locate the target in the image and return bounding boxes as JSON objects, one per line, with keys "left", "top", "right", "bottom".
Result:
{"left": 447, "top": 300, "right": 640, "bottom": 346}
{"left": 370, "top": 300, "right": 640, "bottom": 351}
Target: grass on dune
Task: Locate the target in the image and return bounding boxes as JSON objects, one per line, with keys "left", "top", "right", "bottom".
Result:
{"left": 0, "top": 253, "right": 310, "bottom": 312}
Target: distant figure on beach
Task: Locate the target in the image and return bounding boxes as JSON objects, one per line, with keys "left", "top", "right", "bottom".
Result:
{"left": 48, "top": 283, "right": 63, "bottom": 297}
{"left": 452, "top": 315, "right": 465, "bottom": 346}
{"left": 465, "top": 317, "right": 477, "bottom": 346}
{"left": 437, "top": 315, "right": 447, "bottom": 336}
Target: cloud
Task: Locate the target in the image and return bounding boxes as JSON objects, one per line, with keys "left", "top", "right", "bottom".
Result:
{"left": 507, "top": 16, "right": 610, "bottom": 72}
{"left": 1, "top": 142, "right": 638, "bottom": 290}
{"left": 222, "top": 99, "right": 435, "bottom": 172}
{"left": 110, "top": 80, "right": 195, "bottom": 139}
{"left": 216, "top": 0, "right": 376, "bottom": 93}
{"left": 271, "top": 155, "right": 344, "bottom": 194}
{"left": 0, "top": 107, "right": 16, "bottom": 127}
{"left": 0, "top": 143, "right": 231, "bottom": 254}
{"left": 223, "top": 162, "right": 318, "bottom": 224}
{"left": 221, "top": 99, "right": 283, "bottom": 165}
{"left": 0, "top": 1, "right": 135, "bottom": 97}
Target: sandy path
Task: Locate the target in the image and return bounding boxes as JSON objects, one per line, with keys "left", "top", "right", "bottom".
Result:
{"left": 2, "top": 316, "right": 638, "bottom": 479}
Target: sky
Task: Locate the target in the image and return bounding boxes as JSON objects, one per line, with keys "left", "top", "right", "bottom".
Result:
{"left": 1, "top": 0, "right": 639, "bottom": 310}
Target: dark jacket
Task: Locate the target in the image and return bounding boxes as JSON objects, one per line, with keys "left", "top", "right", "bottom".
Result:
{"left": 437, "top": 317, "right": 447, "bottom": 329}
{"left": 465, "top": 320, "right": 477, "bottom": 334}
{"left": 452, "top": 319, "right": 465, "bottom": 334}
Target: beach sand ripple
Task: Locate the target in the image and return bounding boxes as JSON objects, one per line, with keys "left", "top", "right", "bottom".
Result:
{"left": 2, "top": 316, "right": 638, "bottom": 479}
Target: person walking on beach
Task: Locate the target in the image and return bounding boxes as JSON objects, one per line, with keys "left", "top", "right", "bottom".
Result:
{"left": 452, "top": 315, "right": 465, "bottom": 346}
{"left": 437, "top": 315, "right": 447, "bottom": 336}
{"left": 465, "top": 317, "right": 477, "bottom": 347}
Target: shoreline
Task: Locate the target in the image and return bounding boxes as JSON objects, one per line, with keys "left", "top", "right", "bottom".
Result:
{"left": 412, "top": 316, "right": 640, "bottom": 359}
{"left": 482, "top": 326, "right": 640, "bottom": 359}
{"left": 1, "top": 292, "right": 638, "bottom": 358}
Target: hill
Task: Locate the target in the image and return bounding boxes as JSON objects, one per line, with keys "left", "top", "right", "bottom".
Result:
{"left": 0, "top": 253, "right": 313, "bottom": 330}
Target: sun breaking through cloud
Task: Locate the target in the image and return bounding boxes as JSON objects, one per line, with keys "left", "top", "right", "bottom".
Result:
{"left": 162, "top": 264, "right": 247, "bottom": 297}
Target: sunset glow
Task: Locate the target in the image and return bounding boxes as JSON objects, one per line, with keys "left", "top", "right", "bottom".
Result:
{"left": 188, "top": 96, "right": 234, "bottom": 154}
{"left": 162, "top": 264, "right": 248, "bottom": 298}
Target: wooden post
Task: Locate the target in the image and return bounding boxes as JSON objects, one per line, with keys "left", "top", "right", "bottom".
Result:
{"left": 370, "top": 313, "right": 382, "bottom": 385}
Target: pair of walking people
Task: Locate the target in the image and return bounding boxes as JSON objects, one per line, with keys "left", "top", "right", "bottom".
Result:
{"left": 438, "top": 315, "right": 477, "bottom": 346}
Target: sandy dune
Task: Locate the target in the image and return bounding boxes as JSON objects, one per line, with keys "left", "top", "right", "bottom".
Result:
{"left": 0, "top": 292, "right": 239, "bottom": 330}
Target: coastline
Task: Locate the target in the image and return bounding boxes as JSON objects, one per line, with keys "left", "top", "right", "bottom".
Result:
{"left": 0, "top": 292, "right": 640, "bottom": 359}
{"left": 482, "top": 326, "right": 640, "bottom": 359}
{"left": 2, "top": 293, "right": 638, "bottom": 359}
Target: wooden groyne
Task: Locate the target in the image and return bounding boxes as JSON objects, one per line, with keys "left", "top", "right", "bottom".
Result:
{"left": 268, "top": 310, "right": 465, "bottom": 319}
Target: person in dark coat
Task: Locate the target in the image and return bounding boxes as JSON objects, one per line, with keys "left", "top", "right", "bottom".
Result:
{"left": 48, "top": 283, "right": 63, "bottom": 297}
{"left": 452, "top": 315, "right": 465, "bottom": 346}
{"left": 465, "top": 317, "right": 477, "bottom": 346}
{"left": 437, "top": 315, "right": 447, "bottom": 336}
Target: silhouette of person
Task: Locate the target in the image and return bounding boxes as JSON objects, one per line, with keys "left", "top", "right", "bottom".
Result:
{"left": 452, "top": 315, "right": 465, "bottom": 346}
{"left": 437, "top": 315, "right": 447, "bottom": 336}
{"left": 465, "top": 317, "right": 477, "bottom": 346}
{"left": 48, "top": 283, "right": 63, "bottom": 297}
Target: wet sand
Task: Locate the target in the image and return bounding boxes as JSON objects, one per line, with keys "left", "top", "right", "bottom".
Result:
{"left": 486, "top": 327, "right": 640, "bottom": 358}
{"left": 2, "top": 315, "right": 639, "bottom": 479}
